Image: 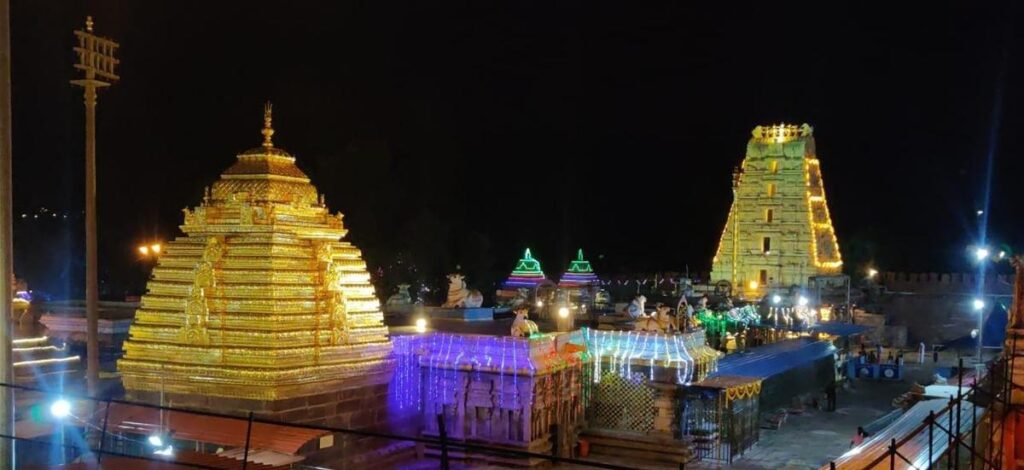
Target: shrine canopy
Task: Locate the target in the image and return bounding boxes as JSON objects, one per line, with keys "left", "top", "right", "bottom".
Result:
{"left": 558, "top": 249, "right": 599, "bottom": 288}
{"left": 503, "top": 248, "right": 548, "bottom": 289}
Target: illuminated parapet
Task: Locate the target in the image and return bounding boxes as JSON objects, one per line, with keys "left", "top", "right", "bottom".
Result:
{"left": 711, "top": 123, "right": 842, "bottom": 293}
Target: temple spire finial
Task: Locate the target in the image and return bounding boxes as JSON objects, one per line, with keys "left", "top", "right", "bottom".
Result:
{"left": 261, "top": 102, "right": 274, "bottom": 148}
{"left": 86, "top": 16, "right": 94, "bottom": 33}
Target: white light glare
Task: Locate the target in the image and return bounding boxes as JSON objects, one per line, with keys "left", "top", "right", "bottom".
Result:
{"left": 771, "top": 295, "right": 782, "bottom": 305}
{"left": 49, "top": 399, "right": 71, "bottom": 419}
{"left": 558, "top": 307, "right": 570, "bottom": 318}
{"left": 867, "top": 268, "right": 878, "bottom": 278}
{"left": 535, "top": 300, "right": 544, "bottom": 308}
{"left": 972, "top": 299, "right": 985, "bottom": 311}
{"left": 148, "top": 435, "right": 164, "bottom": 447}
{"left": 414, "top": 318, "right": 427, "bottom": 333}
{"left": 154, "top": 445, "right": 174, "bottom": 456}
{"left": 798, "top": 296, "right": 809, "bottom": 307}
{"left": 975, "top": 247, "right": 990, "bottom": 261}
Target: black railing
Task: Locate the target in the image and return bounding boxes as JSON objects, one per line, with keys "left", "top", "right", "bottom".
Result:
{"left": 0, "top": 382, "right": 631, "bottom": 469}
{"left": 829, "top": 336, "right": 1019, "bottom": 469}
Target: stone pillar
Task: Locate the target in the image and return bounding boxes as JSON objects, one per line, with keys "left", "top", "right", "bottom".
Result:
{"left": 650, "top": 382, "right": 678, "bottom": 437}
{"left": 1000, "top": 258, "right": 1024, "bottom": 468}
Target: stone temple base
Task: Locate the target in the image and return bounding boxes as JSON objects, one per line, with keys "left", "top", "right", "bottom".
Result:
{"left": 128, "top": 380, "right": 419, "bottom": 469}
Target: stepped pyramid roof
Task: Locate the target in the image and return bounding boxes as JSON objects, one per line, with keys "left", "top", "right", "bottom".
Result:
{"left": 119, "top": 104, "right": 391, "bottom": 401}
{"left": 558, "top": 249, "right": 599, "bottom": 287}
{"left": 502, "top": 248, "right": 547, "bottom": 289}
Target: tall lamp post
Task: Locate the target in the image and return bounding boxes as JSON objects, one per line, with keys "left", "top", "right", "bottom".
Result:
{"left": 71, "top": 16, "right": 119, "bottom": 397}
{"left": 971, "top": 246, "right": 1015, "bottom": 364}
{"left": 0, "top": 0, "right": 15, "bottom": 466}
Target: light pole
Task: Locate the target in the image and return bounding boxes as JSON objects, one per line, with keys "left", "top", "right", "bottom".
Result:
{"left": 972, "top": 297, "right": 985, "bottom": 363}
{"left": 71, "top": 16, "right": 119, "bottom": 397}
{"left": 971, "top": 245, "right": 1019, "bottom": 364}
{"left": 0, "top": 0, "right": 15, "bottom": 466}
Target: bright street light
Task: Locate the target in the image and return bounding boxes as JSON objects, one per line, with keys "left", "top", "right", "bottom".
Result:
{"left": 798, "top": 296, "right": 809, "bottom": 307}
{"left": 972, "top": 298, "right": 985, "bottom": 311}
{"left": 771, "top": 295, "right": 782, "bottom": 305}
{"left": 748, "top": 280, "right": 759, "bottom": 290}
{"left": 414, "top": 317, "right": 427, "bottom": 333}
{"left": 974, "top": 247, "right": 990, "bottom": 261}
{"left": 49, "top": 399, "right": 71, "bottom": 419}
{"left": 867, "top": 268, "right": 878, "bottom": 278}
{"left": 557, "top": 307, "right": 570, "bottom": 318}
{"left": 535, "top": 300, "right": 544, "bottom": 308}
{"left": 138, "top": 242, "right": 163, "bottom": 257}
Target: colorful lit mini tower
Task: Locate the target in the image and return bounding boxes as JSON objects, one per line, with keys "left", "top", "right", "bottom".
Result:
{"left": 119, "top": 105, "right": 393, "bottom": 420}
{"left": 558, "top": 249, "right": 599, "bottom": 288}
{"left": 711, "top": 124, "right": 842, "bottom": 294}
{"left": 503, "top": 248, "right": 548, "bottom": 289}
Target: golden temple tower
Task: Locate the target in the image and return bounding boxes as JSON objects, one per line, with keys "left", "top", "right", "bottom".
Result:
{"left": 711, "top": 124, "right": 842, "bottom": 296}
{"left": 119, "top": 104, "right": 392, "bottom": 403}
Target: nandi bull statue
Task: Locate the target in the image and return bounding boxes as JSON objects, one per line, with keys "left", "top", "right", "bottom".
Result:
{"left": 441, "top": 273, "right": 484, "bottom": 308}
{"left": 386, "top": 284, "right": 413, "bottom": 306}
{"left": 626, "top": 294, "right": 647, "bottom": 319}
{"left": 636, "top": 303, "right": 678, "bottom": 333}
{"left": 510, "top": 304, "right": 539, "bottom": 337}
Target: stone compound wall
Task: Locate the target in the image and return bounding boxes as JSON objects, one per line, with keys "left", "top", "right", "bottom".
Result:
{"left": 875, "top": 272, "right": 1013, "bottom": 346}
{"left": 880, "top": 272, "right": 1014, "bottom": 295}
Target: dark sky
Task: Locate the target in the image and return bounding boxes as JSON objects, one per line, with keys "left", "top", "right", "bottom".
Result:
{"left": 8, "top": 1, "right": 1023, "bottom": 298}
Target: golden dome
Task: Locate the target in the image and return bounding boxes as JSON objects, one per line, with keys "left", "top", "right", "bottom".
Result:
{"left": 119, "top": 104, "right": 391, "bottom": 401}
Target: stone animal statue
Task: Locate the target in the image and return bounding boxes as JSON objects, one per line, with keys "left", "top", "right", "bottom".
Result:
{"left": 511, "top": 307, "right": 539, "bottom": 337}
{"left": 509, "top": 288, "right": 530, "bottom": 309}
{"left": 626, "top": 295, "right": 647, "bottom": 319}
{"left": 386, "top": 284, "right": 412, "bottom": 306}
{"left": 636, "top": 303, "right": 677, "bottom": 333}
{"left": 442, "top": 273, "right": 483, "bottom": 308}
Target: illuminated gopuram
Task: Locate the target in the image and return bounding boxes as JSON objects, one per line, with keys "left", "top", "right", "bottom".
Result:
{"left": 711, "top": 124, "right": 842, "bottom": 295}
{"left": 119, "top": 105, "right": 392, "bottom": 426}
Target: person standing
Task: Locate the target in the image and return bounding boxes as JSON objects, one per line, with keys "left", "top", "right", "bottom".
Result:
{"left": 918, "top": 342, "right": 926, "bottom": 364}
{"left": 850, "top": 427, "right": 869, "bottom": 448}
{"left": 826, "top": 380, "right": 837, "bottom": 412}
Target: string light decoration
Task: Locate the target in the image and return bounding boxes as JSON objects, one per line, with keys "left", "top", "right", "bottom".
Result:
{"left": 119, "top": 104, "right": 392, "bottom": 401}
{"left": 503, "top": 248, "right": 548, "bottom": 289}
{"left": 575, "top": 328, "right": 720, "bottom": 385}
{"left": 711, "top": 123, "right": 843, "bottom": 289}
{"left": 558, "top": 248, "right": 599, "bottom": 288}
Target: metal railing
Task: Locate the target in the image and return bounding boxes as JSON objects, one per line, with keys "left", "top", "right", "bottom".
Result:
{"left": 828, "top": 336, "right": 1019, "bottom": 469}
{"left": 0, "top": 382, "right": 632, "bottom": 470}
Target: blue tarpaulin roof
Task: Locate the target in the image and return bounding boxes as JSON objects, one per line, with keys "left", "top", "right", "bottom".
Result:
{"left": 810, "top": 322, "right": 872, "bottom": 337}
{"left": 710, "top": 338, "right": 836, "bottom": 379}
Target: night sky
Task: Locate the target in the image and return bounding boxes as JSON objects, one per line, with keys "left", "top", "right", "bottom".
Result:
{"left": 8, "top": 1, "right": 1023, "bottom": 299}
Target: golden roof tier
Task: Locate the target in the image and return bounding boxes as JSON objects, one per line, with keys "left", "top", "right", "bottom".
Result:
{"left": 119, "top": 104, "right": 392, "bottom": 401}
